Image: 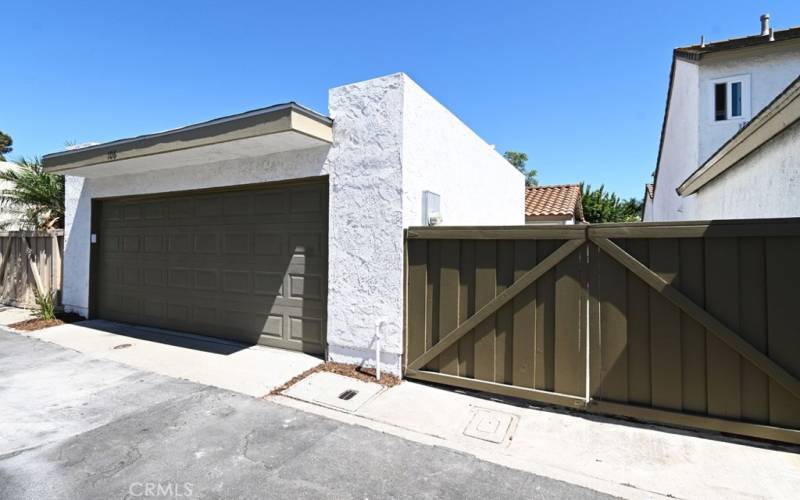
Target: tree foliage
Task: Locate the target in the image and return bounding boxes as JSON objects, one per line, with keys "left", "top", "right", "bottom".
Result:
{"left": 503, "top": 150, "right": 538, "bottom": 187}
{"left": 580, "top": 183, "right": 643, "bottom": 223}
{"left": 0, "top": 131, "right": 12, "bottom": 161}
{"left": 0, "top": 157, "right": 65, "bottom": 229}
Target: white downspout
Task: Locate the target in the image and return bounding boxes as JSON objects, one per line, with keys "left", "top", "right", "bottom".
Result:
{"left": 375, "top": 319, "right": 387, "bottom": 382}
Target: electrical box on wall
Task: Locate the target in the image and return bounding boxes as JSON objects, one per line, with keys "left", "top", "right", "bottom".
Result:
{"left": 422, "top": 191, "right": 442, "bottom": 226}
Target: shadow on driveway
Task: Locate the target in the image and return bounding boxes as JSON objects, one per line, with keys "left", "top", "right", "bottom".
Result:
{"left": 73, "top": 319, "right": 250, "bottom": 355}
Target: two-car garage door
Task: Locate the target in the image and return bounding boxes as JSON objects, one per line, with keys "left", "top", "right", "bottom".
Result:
{"left": 93, "top": 178, "right": 327, "bottom": 354}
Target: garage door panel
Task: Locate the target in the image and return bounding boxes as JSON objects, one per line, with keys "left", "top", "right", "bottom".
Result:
{"left": 288, "top": 274, "right": 322, "bottom": 299}
{"left": 253, "top": 232, "right": 285, "bottom": 256}
{"left": 289, "top": 316, "right": 322, "bottom": 342}
{"left": 253, "top": 272, "right": 284, "bottom": 296}
{"left": 142, "top": 299, "right": 166, "bottom": 320}
{"left": 220, "top": 270, "right": 251, "bottom": 294}
{"left": 95, "top": 179, "right": 328, "bottom": 352}
{"left": 222, "top": 232, "right": 251, "bottom": 255}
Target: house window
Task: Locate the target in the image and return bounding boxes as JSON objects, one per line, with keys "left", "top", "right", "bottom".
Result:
{"left": 731, "top": 81, "right": 742, "bottom": 117}
{"left": 714, "top": 83, "right": 727, "bottom": 121}
{"left": 712, "top": 76, "right": 749, "bottom": 121}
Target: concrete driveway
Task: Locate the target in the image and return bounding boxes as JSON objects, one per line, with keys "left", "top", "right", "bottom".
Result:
{"left": 0, "top": 329, "right": 609, "bottom": 499}
{"left": 15, "top": 319, "right": 322, "bottom": 397}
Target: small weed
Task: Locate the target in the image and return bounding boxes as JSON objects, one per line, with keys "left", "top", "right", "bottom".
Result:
{"left": 34, "top": 290, "right": 56, "bottom": 321}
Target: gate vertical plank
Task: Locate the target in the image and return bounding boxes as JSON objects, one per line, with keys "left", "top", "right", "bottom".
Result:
{"left": 439, "top": 240, "right": 461, "bottom": 375}
{"left": 495, "top": 241, "right": 515, "bottom": 384}
{"left": 41, "top": 236, "right": 51, "bottom": 295}
{"left": 679, "top": 238, "right": 707, "bottom": 414}
{"left": 512, "top": 240, "right": 537, "bottom": 388}
{"left": 16, "top": 237, "right": 25, "bottom": 304}
{"left": 0, "top": 237, "right": 7, "bottom": 301}
{"left": 765, "top": 237, "right": 800, "bottom": 428}
{"left": 425, "top": 240, "right": 442, "bottom": 372}
{"left": 458, "top": 241, "right": 476, "bottom": 378}
{"left": 53, "top": 233, "right": 63, "bottom": 302}
{"left": 535, "top": 240, "right": 557, "bottom": 391}
{"left": 406, "top": 240, "right": 428, "bottom": 370}
{"left": 705, "top": 237, "right": 742, "bottom": 420}
{"left": 598, "top": 241, "right": 628, "bottom": 402}
{"left": 474, "top": 240, "right": 497, "bottom": 382}
{"left": 554, "top": 242, "right": 584, "bottom": 397}
{"left": 649, "top": 238, "right": 683, "bottom": 411}
{"left": 626, "top": 239, "right": 651, "bottom": 406}
{"left": 587, "top": 242, "right": 603, "bottom": 398}
{"left": 738, "top": 237, "right": 768, "bottom": 424}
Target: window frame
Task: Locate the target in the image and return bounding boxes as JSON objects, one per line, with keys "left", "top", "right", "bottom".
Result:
{"left": 710, "top": 74, "right": 751, "bottom": 123}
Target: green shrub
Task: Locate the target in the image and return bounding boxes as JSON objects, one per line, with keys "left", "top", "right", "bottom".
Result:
{"left": 34, "top": 290, "right": 56, "bottom": 321}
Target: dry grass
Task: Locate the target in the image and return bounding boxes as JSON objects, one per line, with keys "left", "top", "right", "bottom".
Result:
{"left": 8, "top": 312, "right": 85, "bottom": 331}
{"left": 8, "top": 318, "right": 65, "bottom": 331}
{"left": 269, "top": 361, "right": 401, "bottom": 396}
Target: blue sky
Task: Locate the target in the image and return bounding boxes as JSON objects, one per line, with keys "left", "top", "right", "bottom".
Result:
{"left": 5, "top": 1, "right": 800, "bottom": 199}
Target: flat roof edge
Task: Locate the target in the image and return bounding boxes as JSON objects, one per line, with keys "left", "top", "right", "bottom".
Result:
{"left": 43, "top": 102, "right": 333, "bottom": 172}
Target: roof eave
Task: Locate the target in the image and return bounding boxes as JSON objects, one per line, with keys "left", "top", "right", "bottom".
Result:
{"left": 678, "top": 75, "right": 800, "bottom": 196}
{"left": 42, "top": 103, "right": 333, "bottom": 174}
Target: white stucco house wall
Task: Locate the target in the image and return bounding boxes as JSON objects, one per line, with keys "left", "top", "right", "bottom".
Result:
{"left": 677, "top": 75, "right": 800, "bottom": 219}
{"left": 647, "top": 15, "right": 800, "bottom": 221}
{"left": 0, "top": 161, "right": 25, "bottom": 230}
{"left": 43, "top": 73, "right": 524, "bottom": 375}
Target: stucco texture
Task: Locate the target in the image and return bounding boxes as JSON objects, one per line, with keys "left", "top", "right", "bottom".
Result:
{"left": 694, "top": 119, "right": 800, "bottom": 220}
{"left": 324, "top": 75, "right": 405, "bottom": 372}
{"left": 652, "top": 42, "right": 800, "bottom": 222}
{"left": 651, "top": 59, "right": 699, "bottom": 222}
{"left": 61, "top": 73, "right": 523, "bottom": 375}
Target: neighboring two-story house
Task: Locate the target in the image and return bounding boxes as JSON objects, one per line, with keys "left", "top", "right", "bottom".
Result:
{"left": 644, "top": 15, "right": 800, "bottom": 221}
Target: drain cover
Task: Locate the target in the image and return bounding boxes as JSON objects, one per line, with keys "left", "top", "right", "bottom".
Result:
{"left": 463, "top": 407, "right": 517, "bottom": 444}
{"left": 338, "top": 389, "right": 358, "bottom": 401}
{"left": 283, "top": 372, "right": 384, "bottom": 412}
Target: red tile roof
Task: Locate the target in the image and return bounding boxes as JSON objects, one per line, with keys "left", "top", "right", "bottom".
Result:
{"left": 524, "top": 184, "right": 584, "bottom": 220}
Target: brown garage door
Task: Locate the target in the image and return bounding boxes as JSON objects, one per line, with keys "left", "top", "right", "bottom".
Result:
{"left": 93, "top": 178, "right": 328, "bottom": 354}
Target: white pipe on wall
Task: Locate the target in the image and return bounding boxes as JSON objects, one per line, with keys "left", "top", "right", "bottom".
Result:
{"left": 375, "top": 319, "right": 387, "bottom": 382}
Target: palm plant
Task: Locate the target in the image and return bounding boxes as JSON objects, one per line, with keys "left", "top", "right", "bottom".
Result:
{"left": 0, "top": 157, "right": 65, "bottom": 230}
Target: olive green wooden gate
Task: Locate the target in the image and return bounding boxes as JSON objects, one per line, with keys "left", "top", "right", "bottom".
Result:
{"left": 404, "top": 219, "right": 800, "bottom": 444}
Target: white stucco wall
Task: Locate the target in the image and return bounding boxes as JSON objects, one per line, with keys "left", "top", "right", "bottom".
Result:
{"left": 642, "top": 193, "right": 654, "bottom": 222}
{"left": 651, "top": 59, "right": 699, "bottom": 221}
{"left": 323, "top": 74, "right": 405, "bottom": 374}
{"left": 698, "top": 42, "right": 800, "bottom": 163}
{"left": 401, "top": 75, "right": 524, "bottom": 228}
{"left": 652, "top": 41, "right": 800, "bottom": 222}
{"left": 0, "top": 161, "right": 24, "bottom": 230}
{"left": 61, "top": 73, "right": 523, "bottom": 376}
{"left": 694, "top": 119, "right": 800, "bottom": 220}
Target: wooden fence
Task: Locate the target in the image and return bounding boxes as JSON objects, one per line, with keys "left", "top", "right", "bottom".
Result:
{"left": 405, "top": 219, "right": 800, "bottom": 445}
{"left": 0, "top": 231, "right": 63, "bottom": 309}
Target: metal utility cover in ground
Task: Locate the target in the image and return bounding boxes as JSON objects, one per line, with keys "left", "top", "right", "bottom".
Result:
{"left": 283, "top": 372, "right": 384, "bottom": 412}
{"left": 463, "top": 407, "right": 517, "bottom": 444}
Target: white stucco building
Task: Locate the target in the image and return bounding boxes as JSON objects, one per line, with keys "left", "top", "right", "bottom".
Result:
{"left": 43, "top": 73, "right": 524, "bottom": 375}
{"left": 644, "top": 15, "right": 800, "bottom": 222}
{"left": 0, "top": 161, "right": 25, "bottom": 230}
